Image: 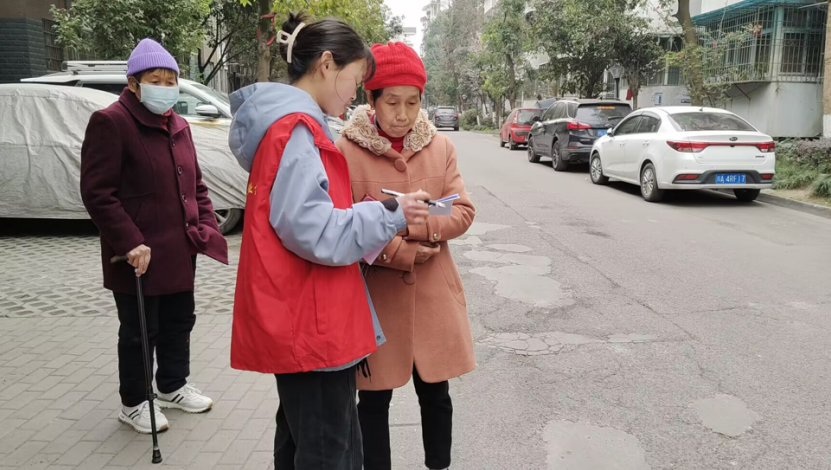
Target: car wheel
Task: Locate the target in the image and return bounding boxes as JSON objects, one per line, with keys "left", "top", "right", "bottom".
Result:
{"left": 734, "top": 188, "right": 761, "bottom": 202}
{"left": 509, "top": 137, "right": 518, "bottom": 151}
{"left": 454, "top": 126, "right": 459, "bottom": 131}
{"left": 552, "top": 141, "right": 568, "bottom": 172}
{"left": 527, "top": 137, "right": 541, "bottom": 163}
{"left": 499, "top": 135, "right": 505, "bottom": 148}
{"left": 590, "top": 154, "right": 609, "bottom": 185}
{"left": 215, "top": 208, "right": 243, "bottom": 234}
{"left": 640, "top": 163, "right": 665, "bottom": 202}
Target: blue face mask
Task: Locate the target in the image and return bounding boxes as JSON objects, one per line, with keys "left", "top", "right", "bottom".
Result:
{"left": 139, "top": 83, "right": 180, "bottom": 115}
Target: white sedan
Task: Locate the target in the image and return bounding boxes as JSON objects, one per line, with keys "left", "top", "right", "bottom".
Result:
{"left": 589, "top": 107, "right": 775, "bottom": 202}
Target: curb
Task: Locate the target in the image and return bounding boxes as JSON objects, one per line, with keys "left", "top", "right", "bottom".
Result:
{"left": 757, "top": 192, "right": 831, "bottom": 220}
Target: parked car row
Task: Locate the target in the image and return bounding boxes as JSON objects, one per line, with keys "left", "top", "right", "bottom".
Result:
{"left": 0, "top": 83, "right": 248, "bottom": 233}
{"left": 501, "top": 99, "right": 775, "bottom": 203}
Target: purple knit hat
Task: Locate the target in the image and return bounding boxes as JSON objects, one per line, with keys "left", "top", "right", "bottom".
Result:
{"left": 127, "top": 38, "right": 180, "bottom": 77}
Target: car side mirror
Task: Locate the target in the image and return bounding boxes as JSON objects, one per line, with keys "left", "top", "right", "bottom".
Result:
{"left": 532, "top": 116, "right": 541, "bottom": 122}
{"left": 607, "top": 128, "right": 615, "bottom": 137}
{"left": 195, "top": 104, "right": 221, "bottom": 118}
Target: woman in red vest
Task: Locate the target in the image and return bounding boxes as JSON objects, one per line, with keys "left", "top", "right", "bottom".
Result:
{"left": 228, "top": 12, "right": 431, "bottom": 470}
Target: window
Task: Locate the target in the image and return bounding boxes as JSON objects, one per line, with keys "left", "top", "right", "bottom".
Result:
{"left": 542, "top": 104, "right": 556, "bottom": 121}
{"left": 172, "top": 91, "right": 209, "bottom": 117}
{"left": 189, "top": 82, "right": 230, "bottom": 106}
{"left": 781, "top": 32, "right": 806, "bottom": 74}
{"left": 42, "top": 19, "right": 63, "bottom": 72}
{"left": 636, "top": 115, "right": 661, "bottom": 133}
{"left": 646, "top": 65, "right": 665, "bottom": 86}
{"left": 505, "top": 111, "right": 516, "bottom": 125}
{"left": 575, "top": 104, "right": 632, "bottom": 127}
{"left": 83, "top": 83, "right": 128, "bottom": 95}
{"left": 516, "top": 109, "right": 540, "bottom": 124}
{"left": 567, "top": 102, "right": 577, "bottom": 118}
{"left": 551, "top": 102, "right": 567, "bottom": 119}
{"left": 615, "top": 116, "right": 642, "bottom": 136}
{"left": 668, "top": 112, "right": 755, "bottom": 131}
{"left": 666, "top": 66, "right": 682, "bottom": 86}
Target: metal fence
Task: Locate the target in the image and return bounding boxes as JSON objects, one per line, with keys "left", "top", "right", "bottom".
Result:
{"left": 695, "top": 2, "right": 826, "bottom": 85}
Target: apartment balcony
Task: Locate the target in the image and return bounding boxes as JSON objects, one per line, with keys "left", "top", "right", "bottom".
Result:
{"left": 693, "top": 0, "right": 826, "bottom": 86}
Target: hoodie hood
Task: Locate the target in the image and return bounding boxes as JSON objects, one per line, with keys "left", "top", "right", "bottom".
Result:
{"left": 229, "top": 83, "right": 332, "bottom": 172}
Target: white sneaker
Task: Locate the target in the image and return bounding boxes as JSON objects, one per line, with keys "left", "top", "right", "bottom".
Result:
{"left": 119, "top": 401, "right": 169, "bottom": 434}
{"left": 157, "top": 383, "right": 213, "bottom": 413}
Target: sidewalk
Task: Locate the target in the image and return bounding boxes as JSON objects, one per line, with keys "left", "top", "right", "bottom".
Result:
{"left": 0, "top": 232, "right": 278, "bottom": 469}
{"left": 0, "top": 315, "right": 277, "bottom": 470}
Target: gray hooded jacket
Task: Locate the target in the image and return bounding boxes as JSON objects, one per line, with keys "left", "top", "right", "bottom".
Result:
{"left": 229, "top": 83, "right": 404, "bottom": 371}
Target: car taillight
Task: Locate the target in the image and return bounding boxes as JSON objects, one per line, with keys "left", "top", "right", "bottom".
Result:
{"left": 454, "top": 114, "right": 459, "bottom": 118}
{"left": 435, "top": 114, "right": 439, "bottom": 119}
{"left": 567, "top": 121, "right": 591, "bottom": 130}
{"left": 667, "top": 141, "right": 709, "bottom": 153}
{"left": 761, "top": 173, "right": 774, "bottom": 180}
{"left": 756, "top": 141, "right": 775, "bottom": 153}
{"left": 676, "top": 174, "right": 699, "bottom": 180}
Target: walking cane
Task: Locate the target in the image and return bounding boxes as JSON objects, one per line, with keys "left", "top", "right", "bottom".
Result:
{"left": 111, "top": 255, "right": 163, "bottom": 464}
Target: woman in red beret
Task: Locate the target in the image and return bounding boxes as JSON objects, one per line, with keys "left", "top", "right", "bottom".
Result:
{"left": 336, "top": 42, "right": 476, "bottom": 470}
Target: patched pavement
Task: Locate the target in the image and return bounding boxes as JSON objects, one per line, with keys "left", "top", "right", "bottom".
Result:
{"left": 3, "top": 130, "right": 831, "bottom": 469}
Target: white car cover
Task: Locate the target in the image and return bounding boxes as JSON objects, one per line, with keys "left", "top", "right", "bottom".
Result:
{"left": 0, "top": 84, "right": 247, "bottom": 219}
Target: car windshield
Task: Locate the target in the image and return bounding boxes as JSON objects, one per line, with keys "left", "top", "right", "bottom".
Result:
{"left": 437, "top": 108, "right": 456, "bottom": 114}
{"left": 190, "top": 82, "right": 230, "bottom": 106}
{"left": 575, "top": 104, "right": 632, "bottom": 126}
{"left": 669, "top": 112, "right": 755, "bottom": 131}
{"left": 517, "top": 109, "right": 541, "bottom": 124}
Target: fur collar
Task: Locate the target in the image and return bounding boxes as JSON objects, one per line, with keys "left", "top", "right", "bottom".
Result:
{"left": 342, "top": 105, "right": 438, "bottom": 156}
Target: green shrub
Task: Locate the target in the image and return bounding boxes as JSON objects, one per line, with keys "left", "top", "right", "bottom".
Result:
{"left": 811, "top": 174, "right": 831, "bottom": 198}
{"left": 773, "top": 158, "right": 820, "bottom": 190}
{"left": 460, "top": 109, "right": 478, "bottom": 129}
{"left": 789, "top": 139, "right": 831, "bottom": 173}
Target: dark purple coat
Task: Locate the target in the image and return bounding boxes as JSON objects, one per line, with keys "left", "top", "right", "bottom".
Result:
{"left": 80, "top": 89, "right": 229, "bottom": 296}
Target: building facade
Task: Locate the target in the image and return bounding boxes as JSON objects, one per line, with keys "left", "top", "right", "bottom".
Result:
{"left": 395, "top": 26, "right": 418, "bottom": 49}
{"left": 0, "top": 0, "right": 75, "bottom": 84}
{"left": 615, "top": 0, "right": 826, "bottom": 138}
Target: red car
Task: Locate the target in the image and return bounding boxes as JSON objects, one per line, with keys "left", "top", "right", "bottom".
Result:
{"left": 500, "top": 108, "right": 542, "bottom": 150}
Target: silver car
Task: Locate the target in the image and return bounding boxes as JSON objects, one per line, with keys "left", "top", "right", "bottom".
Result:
{"left": 433, "top": 106, "right": 460, "bottom": 131}
{"left": 22, "top": 61, "right": 232, "bottom": 128}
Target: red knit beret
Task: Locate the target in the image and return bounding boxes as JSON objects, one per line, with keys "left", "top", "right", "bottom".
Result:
{"left": 363, "top": 42, "right": 427, "bottom": 94}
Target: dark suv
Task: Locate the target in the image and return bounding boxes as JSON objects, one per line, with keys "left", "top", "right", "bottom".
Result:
{"left": 433, "top": 106, "right": 459, "bottom": 131}
{"left": 528, "top": 99, "right": 632, "bottom": 171}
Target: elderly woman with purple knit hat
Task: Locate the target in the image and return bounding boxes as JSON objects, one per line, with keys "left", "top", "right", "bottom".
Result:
{"left": 80, "top": 38, "right": 228, "bottom": 434}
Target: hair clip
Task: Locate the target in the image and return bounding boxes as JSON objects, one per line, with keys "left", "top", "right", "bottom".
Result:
{"left": 276, "top": 23, "right": 306, "bottom": 64}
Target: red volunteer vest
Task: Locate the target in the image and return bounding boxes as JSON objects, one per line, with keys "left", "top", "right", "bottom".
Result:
{"left": 231, "top": 113, "right": 377, "bottom": 374}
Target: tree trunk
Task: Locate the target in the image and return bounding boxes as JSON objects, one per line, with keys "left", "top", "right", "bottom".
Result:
{"left": 256, "top": 0, "right": 272, "bottom": 83}
{"left": 824, "top": 1, "right": 831, "bottom": 136}
{"left": 506, "top": 53, "right": 517, "bottom": 109}
{"left": 626, "top": 71, "right": 640, "bottom": 109}
{"left": 674, "top": 0, "right": 705, "bottom": 106}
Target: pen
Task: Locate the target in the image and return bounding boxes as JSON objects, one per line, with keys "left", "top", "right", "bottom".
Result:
{"left": 381, "top": 189, "right": 446, "bottom": 208}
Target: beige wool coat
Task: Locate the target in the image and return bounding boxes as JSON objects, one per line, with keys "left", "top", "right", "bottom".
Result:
{"left": 336, "top": 105, "right": 476, "bottom": 390}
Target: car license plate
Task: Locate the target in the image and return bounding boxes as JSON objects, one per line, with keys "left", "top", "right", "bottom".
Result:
{"left": 596, "top": 129, "right": 607, "bottom": 137}
{"left": 715, "top": 173, "right": 746, "bottom": 184}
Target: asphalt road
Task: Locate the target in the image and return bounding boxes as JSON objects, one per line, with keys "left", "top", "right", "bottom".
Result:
{"left": 2, "top": 129, "right": 830, "bottom": 470}
{"left": 386, "top": 130, "right": 831, "bottom": 470}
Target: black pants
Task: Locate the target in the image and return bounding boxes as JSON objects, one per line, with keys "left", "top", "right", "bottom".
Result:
{"left": 358, "top": 366, "right": 452, "bottom": 470}
{"left": 113, "top": 257, "right": 197, "bottom": 407}
{"left": 274, "top": 366, "right": 362, "bottom": 470}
